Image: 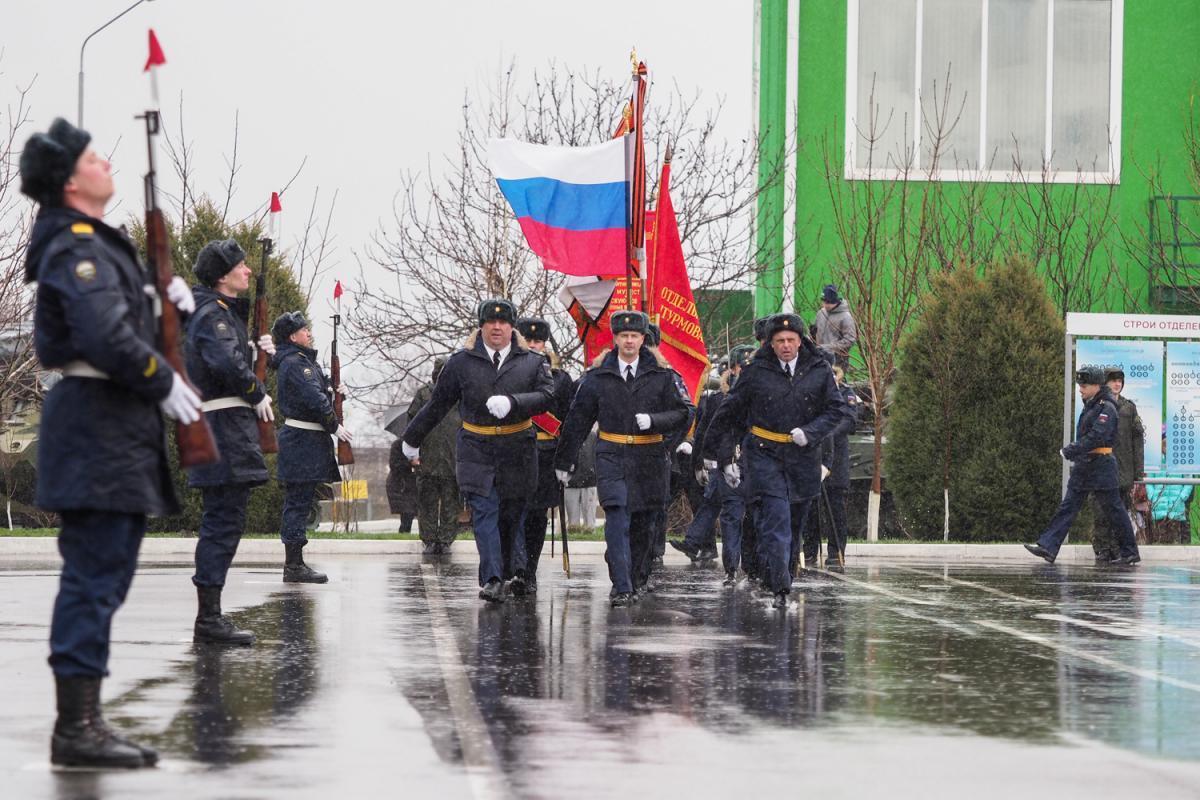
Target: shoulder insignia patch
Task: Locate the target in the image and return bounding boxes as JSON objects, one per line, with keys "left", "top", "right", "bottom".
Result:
{"left": 303, "top": 367, "right": 314, "bottom": 378}
{"left": 1098, "top": 413, "right": 1109, "bottom": 423}
{"left": 74, "top": 261, "right": 97, "bottom": 282}
{"left": 70, "top": 222, "right": 94, "bottom": 236}
{"left": 216, "top": 321, "right": 230, "bottom": 333}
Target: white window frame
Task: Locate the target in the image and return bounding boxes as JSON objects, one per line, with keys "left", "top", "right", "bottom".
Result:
{"left": 844, "top": 0, "right": 1124, "bottom": 184}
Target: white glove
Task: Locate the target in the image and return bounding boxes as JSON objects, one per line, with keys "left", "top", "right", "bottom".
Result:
{"left": 486, "top": 395, "right": 513, "bottom": 418}
{"left": 556, "top": 469, "right": 572, "bottom": 485}
{"left": 166, "top": 276, "right": 195, "bottom": 314}
{"left": 159, "top": 373, "right": 201, "bottom": 424}
{"left": 676, "top": 441, "right": 693, "bottom": 455}
{"left": 402, "top": 441, "right": 420, "bottom": 462}
{"left": 1060, "top": 448, "right": 1068, "bottom": 460}
{"left": 821, "top": 464, "right": 830, "bottom": 482}
{"left": 335, "top": 425, "right": 354, "bottom": 443}
{"left": 635, "top": 413, "right": 652, "bottom": 431}
{"left": 257, "top": 334, "right": 276, "bottom": 357}
{"left": 254, "top": 395, "right": 275, "bottom": 422}
{"left": 703, "top": 459, "right": 718, "bottom": 471}
{"left": 791, "top": 427, "right": 808, "bottom": 447}
{"left": 723, "top": 463, "right": 742, "bottom": 489}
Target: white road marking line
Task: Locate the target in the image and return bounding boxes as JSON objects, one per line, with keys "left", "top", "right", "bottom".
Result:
{"left": 1065, "top": 610, "right": 1200, "bottom": 650}
{"left": 892, "top": 566, "right": 1051, "bottom": 606}
{"left": 973, "top": 619, "right": 1200, "bottom": 694}
{"left": 419, "top": 565, "right": 510, "bottom": 800}
{"left": 814, "top": 569, "right": 942, "bottom": 606}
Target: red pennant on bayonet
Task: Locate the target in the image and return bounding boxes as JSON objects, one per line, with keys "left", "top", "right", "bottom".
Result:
{"left": 333, "top": 280, "right": 344, "bottom": 300}
{"left": 144, "top": 29, "right": 166, "bottom": 72}
{"left": 270, "top": 192, "right": 282, "bottom": 213}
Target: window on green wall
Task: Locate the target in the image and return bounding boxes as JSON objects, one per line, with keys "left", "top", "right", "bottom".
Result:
{"left": 845, "top": 0, "right": 1122, "bottom": 183}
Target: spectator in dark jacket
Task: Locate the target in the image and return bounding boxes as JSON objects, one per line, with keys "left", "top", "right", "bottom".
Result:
{"left": 387, "top": 439, "right": 418, "bottom": 532}
{"left": 1091, "top": 368, "right": 1146, "bottom": 561}
{"left": 803, "top": 365, "right": 861, "bottom": 566}
{"left": 406, "top": 357, "right": 463, "bottom": 554}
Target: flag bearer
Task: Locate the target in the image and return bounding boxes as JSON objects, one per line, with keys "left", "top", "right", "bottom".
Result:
{"left": 554, "top": 311, "right": 694, "bottom": 606}
{"left": 704, "top": 313, "right": 850, "bottom": 608}
{"left": 402, "top": 299, "right": 554, "bottom": 601}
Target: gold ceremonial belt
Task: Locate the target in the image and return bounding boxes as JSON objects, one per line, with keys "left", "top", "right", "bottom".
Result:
{"left": 536, "top": 431, "right": 557, "bottom": 441}
{"left": 462, "top": 419, "right": 532, "bottom": 436}
{"left": 599, "top": 431, "right": 664, "bottom": 445}
{"left": 1090, "top": 447, "right": 1113, "bottom": 455}
{"left": 751, "top": 425, "right": 793, "bottom": 444}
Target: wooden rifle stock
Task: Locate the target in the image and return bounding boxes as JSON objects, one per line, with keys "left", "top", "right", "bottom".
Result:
{"left": 252, "top": 240, "right": 278, "bottom": 453}
{"left": 139, "top": 109, "right": 219, "bottom": 468}
{"left": 331, "top": 313, "right": 354, "bottom": 465}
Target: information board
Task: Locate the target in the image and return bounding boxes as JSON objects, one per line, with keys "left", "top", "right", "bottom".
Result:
{"left": 1075, "top": 339, "right": 1164, "bottom": 472}
{"left": 1165, "top": 342, "right": 1200, "bottom": 473}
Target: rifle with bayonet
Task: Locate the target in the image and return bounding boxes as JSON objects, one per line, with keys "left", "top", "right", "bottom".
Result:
{"left": 251, "top": 233, "right": 278, "bottom": 453}
{"left": 139, "top": 108, "right": 219, "bottom": 467}
{"left": 330, "top": 312, "right": 354, "bottom": 465}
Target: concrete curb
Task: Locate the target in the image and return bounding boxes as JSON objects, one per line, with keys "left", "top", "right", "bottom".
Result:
{"left": 0, "top": 537, "right": 1196, "bottom": 563}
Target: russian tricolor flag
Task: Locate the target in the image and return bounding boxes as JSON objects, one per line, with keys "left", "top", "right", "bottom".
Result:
{"left": 489, "top": 137, "right": 627, "bottom": 277}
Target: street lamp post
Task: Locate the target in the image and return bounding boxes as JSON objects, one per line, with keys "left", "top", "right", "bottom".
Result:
{"left": 77, "top": 0, "right": 154, "bottom": 126}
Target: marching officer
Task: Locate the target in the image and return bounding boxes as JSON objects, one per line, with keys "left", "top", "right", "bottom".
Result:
{"left": 402, "top": 299, "right": 554, "bottom": 601}
{"left": 515, "top": 317, "right": 575, "bottom": 593}
{"left": 185, "top": 238, "right": 277, "bottom": 645}
{"left": 555, "top": 311, "right": 694, "bottom": 606}
{"left": 704, "top": 313, "right": 850, "bottom": 608}
{"left": 22, "top": 118, "right": 201, "bottom": 767}
{"left": 1025, "top": 365, "right": 1142, "bottom": 565}
{"left": 269, "top": 311, "right": 355, "bottom": 583}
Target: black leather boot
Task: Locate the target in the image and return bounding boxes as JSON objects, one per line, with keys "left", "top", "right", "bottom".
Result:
{"left": 51, "top": 676, "right": 146, "bottom": 768}
{"left": 283, "top": 542, "right": 328, "bottom": 584}
{"left": 193, "top": 586, "right": 255, "bottom": 646}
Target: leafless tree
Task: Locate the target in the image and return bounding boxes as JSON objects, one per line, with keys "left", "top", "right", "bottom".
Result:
{"left": 347, "top": 60, "right": 778, "bottom": 403}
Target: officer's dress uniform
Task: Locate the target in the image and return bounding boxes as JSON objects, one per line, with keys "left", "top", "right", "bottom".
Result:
{"left": 705, "top": 337, "right": 849, "bottom": 599}
{"left": 804, "top": 382, "right": 860, "bottom": 563}
{"left": 677, "top": 388, "right": 723, "bottom": 556}
{"left": 403, "top": 330, "right": 553, "bottom": 588}
{"left": 520, "top": 362, "right": 575, "bottom": 587}
{"left": 654, "top": 364, "right": 693, "bottom": 565}
{"left": 556, "top": 347, "right": 693, "bottom": 596}
{"left": 271, "top": 341, "right": 340, "bottom": 551}
{"left": 1035, "top": 386, "right": 1140, "bottom": 561}
{"left": 185, "top": 286, "right": 269, "bottom": 587}
{"left": 28, "top": 208, "right": 178, "bottom": 683}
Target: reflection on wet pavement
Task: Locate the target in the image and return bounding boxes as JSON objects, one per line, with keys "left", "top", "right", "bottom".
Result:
{"left": 4, "top": 556, "right": 1200, "bottom": 798}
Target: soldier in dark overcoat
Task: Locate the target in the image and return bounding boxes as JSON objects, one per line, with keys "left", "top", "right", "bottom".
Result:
{"left": 185, "top": 238, "right": 278, "bottom": 645}
{"left": 21, "top": 118, "right": 202, "bottom": 767}
{"left": 554, "top": 311, "right": 694, "bottom": 606}
{"left": 704, "top": 313, "right": 850, "bottom": 608}
{"left": 515, "top": 317, "right": 575, "bottom": 593}
{"left": 1026, "top": 366, "right": 1142, "bottom": 565}
{"left": 402, "top": 299, "right": 554, "bottom": 601}
{"left": 269, "top": 311, "right": 354, "bottom": 583}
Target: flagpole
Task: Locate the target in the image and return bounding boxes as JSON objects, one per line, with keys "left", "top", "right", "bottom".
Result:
{"left": 624, "top": 134, "right": 634, "bottom": 311}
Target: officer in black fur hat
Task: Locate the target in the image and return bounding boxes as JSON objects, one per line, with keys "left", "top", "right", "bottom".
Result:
{"left": 402, "top": 299, "right": 554, "bottom": 602}
{"left": 269, "top": 311, "right": 354, "bottom": 583}
{"left": 704, "top": 312, "right": 850, "bottom": 608}
{"left": 21, "top": 118, "right": 201, "bottom": 768}
{"left": 515, "top": 316, "right": 574, "bottom": 593}
{"left": 555, "top": 310, "right": 694, "bottom": 605}
{"left": 185, "top": 238, "right": 279, "bottom": 645}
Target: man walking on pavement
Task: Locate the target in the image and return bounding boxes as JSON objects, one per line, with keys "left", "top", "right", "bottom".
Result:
{"left": 22, "top": 117, "right": 201, "bottom": 768}
{"left": 516, "top": 316, "right": 575, "bottom": 594}
{"left": 269, "top": 311, "right": 354, "bottom": 583}
{"left": 1025, "top": 366, "right": 1142, "bottom": 566}
{"left": 406, "top": 357, "right": 463, "bottom": 555}
{"left": 814, "top": 284, "right": 857, "bottom": 370}
{"left": 803, "top": 365, "right": 861, "bottom": 567}
{"left": 186, "top": 238, "right": 278, "bottom": 646}
{"left": 704, "top": 313, "right": 850, "bottom": 608}
{"left": 1090, "top": 367, "right": 1145, "bottom": 562}
{"left": 402, "top": 299, "right": 554, "bottom": 602}
{"left": 555, "top": 311, "right": 694, "bottom": 606}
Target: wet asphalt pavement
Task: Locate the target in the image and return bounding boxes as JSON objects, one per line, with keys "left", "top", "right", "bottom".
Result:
{"left": 4, "top": 554, "right": 1200, "bottom": 799}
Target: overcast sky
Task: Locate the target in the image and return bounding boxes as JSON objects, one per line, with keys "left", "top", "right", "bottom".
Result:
{"left": 5, "top": 0, "right": 753, "bottom": 436}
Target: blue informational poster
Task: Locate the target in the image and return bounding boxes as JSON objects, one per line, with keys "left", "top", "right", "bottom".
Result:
{"left": 1075, "top": 339, "right": 1164, "bottom": 472}
{"left": 1165, "top": 342, "right": 1200, "bottom": 473}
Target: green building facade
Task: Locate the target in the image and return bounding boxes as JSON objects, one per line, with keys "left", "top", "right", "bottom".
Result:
{"left": 753, "top": 0, "right": 1200, "bottom": 316}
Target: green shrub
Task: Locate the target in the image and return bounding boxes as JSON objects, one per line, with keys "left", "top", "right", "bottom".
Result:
{"left": 888, "top": 258, "right": 1065, "bottom": 540}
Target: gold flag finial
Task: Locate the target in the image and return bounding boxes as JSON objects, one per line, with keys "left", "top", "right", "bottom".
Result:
{"left": 630, "top": 47, "right": 638, "bottom": 72}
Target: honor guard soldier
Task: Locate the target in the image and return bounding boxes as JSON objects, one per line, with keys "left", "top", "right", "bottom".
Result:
{"left": 269, "top": 312, "right": 354, "bottom": 583}
{"left": 516, "top": 316, "right": 575, "bottom": 593}
{"left": 22, "top": 118, "right": 202, "bottom": 768}
{"left": 402, "top": 299, "right": 554, "bottom": 601}
{"left": 704, "top": 313, "right": 850, "bottom": 608}
{"left": 555, "top": 310, "right": 694, "bottom": 606}
{"left": 1025, "top": 366, "right": 1142, "bottom": 565}
{"left": 185, "top": 239, "right": 278, "bottom": 645}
